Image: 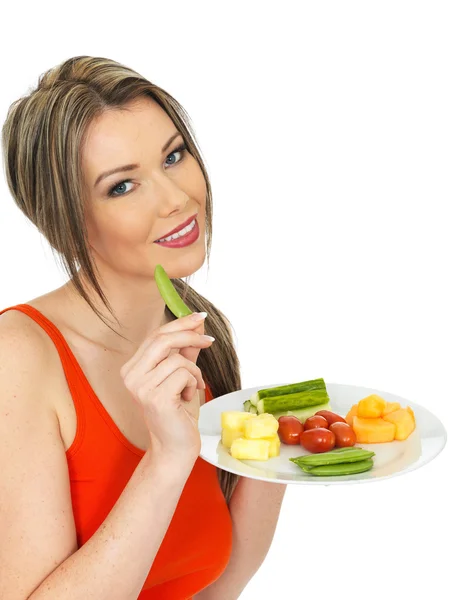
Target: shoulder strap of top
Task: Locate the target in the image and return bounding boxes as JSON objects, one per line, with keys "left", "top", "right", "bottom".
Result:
{"left": 0, "top": 304, "right": 90, "bottom": 453}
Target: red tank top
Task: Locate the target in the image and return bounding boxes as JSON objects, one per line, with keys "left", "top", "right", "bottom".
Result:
{"left": 0, "top": 304, "right": 233, "bottom": 599}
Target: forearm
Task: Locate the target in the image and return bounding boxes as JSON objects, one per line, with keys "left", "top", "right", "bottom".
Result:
{"left": 195, "top": 478, "right": 287, "bottom": 599}
{"left": 29, "top": 451, "right": 194, "bottom": 600}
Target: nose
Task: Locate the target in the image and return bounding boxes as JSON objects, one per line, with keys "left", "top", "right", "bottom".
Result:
{"left": 153, "top": 172, "right": 189, "bottom": 217}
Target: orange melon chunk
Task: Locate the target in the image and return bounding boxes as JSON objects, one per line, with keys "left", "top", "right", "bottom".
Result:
{"left": 382, "top": 408, "right": 415, "bottom": 441}
{"left": 357, "top": 394, "right": 387, "bottom": 418}
{"left": 353, "top": 416, "right": 396, "bottom": 443}
{"left": 345, "top": 404, "right": 358, "bottom": 427}
{"left": 382, "top": 402, "right": 401, "bottom": 417}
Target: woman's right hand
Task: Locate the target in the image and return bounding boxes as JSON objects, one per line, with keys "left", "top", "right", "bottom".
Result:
{"left": 119, "top": 312, "right": 214, "bottom": 465}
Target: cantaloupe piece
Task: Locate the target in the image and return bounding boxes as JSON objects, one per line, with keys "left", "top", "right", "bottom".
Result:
{"left": 407, "top": 406, "right": 416, "bottom": 426}
{"left": 345, "top": 404, "right": 358, "bottom": 427}
{"left": 357, "top": 394, "right": 387, "bottom": 418}
{"left": 353, "top": 416, "right": 396, "bottom": 443}
{"left": 382, "top": 408, "right": 415, "bottom": 441}
{"left": 382, "top": 402, "right": 401, "bottom": 417}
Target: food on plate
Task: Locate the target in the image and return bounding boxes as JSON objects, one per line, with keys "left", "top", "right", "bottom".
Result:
{"left": 295, "top": 459, "right": 374, "bottom": 476}
{"left": 245, "top": 378, "right": 330, "bottom": 416}
{"left": 313, "top": 410, "right": 347, "bottom": 426}
{"left": 329, "top": 422, "right": 357, "bottom": 447}
{"left": 154, "top": 264, "right": 192, "bottom": 317}
{"left": 300, "top": 428, "right": 336, "bottom": 453}
{"left": 230, "top": 438, "right": 271, "bottom": 461}
{"left": 304, "top": 415, "right": 329, "bottom": 430}
{"left": 271, "top": 402, "right": 332, "bottom": 423}
{"left": 244, "top": 413, "right": 279, "bottom": 439}
{"left": 290, "top": 447, "right": 375, "bottom": 476}
{"left": 352, "top": 417, "right": 396, "bottom": 443}
{"left": 220, "top": 412, "right": 281, "bottom": 460}
{"left": 345, "top": 404, "right": 358, "bottom": 427}
{"left": 382, "top": 402, "right": 401, "bottom": 416}
{"left": 277, "top": 416, "right": 304, "bottom": 445}
{"left": 346, "top": 395, "right": 416, "bottom": 443}
{"left": 382, "top": 408, "right": 415, "bottom": 441}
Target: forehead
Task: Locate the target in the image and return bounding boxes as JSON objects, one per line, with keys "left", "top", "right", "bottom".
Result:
{"left": 82, "top": 97, "right": 175, "bottom": 178}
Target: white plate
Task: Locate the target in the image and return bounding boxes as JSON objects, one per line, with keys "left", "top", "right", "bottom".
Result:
{"left": 199, "top": 382, "right": 447, "bottom": 485}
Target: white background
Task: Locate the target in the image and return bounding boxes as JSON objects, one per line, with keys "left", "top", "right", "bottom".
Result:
{"left": 1, "top": 2, "right": 449, "bottom": 599}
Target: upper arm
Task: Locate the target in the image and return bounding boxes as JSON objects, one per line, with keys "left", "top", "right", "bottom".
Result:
{"left": 0, "top": 312, "right": 78, "bottom": 599}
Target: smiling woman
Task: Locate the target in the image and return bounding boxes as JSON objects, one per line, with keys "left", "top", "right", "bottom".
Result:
{"left": 0, "top": 56, "right": 286, "bottom": 600}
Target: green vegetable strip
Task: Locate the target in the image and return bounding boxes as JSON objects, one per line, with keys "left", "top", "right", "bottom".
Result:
{"left": 297, "top": 459, "right": 374, "bottom": 477}
{"left": 260, "top": 389, "right": 330, "bottom": 414}
{"left": 154, "top": 264, "right": 192, "bottom": 318}
{"left": 253, "top": 378, "right": 326, "bottom": 403}
{"left": 290, "top": 448, "right": 374, "bottom": 467}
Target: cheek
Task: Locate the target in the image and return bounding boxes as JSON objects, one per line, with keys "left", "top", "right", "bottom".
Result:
{"left": 86, "top": 206, "right": 154, "bottom": 254}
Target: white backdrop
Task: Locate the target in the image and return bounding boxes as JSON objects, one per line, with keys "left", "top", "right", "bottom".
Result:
{"left": 1, "top": 2, "right": 449, "bottom": 599}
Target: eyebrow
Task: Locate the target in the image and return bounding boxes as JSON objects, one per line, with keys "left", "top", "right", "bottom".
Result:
{"left": 94, "top": 131, "right": 182, "bottom": 187}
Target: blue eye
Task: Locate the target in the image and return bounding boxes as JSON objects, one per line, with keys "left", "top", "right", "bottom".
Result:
{"left": 107, "top": 143, "right": 188, "bottom": 198}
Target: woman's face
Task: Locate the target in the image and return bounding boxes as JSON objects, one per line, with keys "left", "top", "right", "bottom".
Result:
{"left": 81, "top": 96, "right": 207, "bottom": 281}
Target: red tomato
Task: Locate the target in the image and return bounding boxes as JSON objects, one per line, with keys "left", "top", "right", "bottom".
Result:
{"left": 314, "top": 410, "right": 347, "bottom": 426}
{"left": 301, "top": 428, "right": 336, "bottom": 453}
{"left": 277, "top": 416, "right": 304, "bottom": 445}
{"left": 329, "top": 422, "right": 357, "bottom": 447}
{"left": 304, "top": 415, "right": 329, "bottom": 430}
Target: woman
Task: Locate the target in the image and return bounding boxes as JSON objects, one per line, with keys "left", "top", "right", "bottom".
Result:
{"left": 0, "top": 56, "right": 287, "bottom": 599}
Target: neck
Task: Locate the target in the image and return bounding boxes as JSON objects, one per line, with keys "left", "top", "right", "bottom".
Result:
{"left": 60, "top": 270, "right": 174, "bottom": 354}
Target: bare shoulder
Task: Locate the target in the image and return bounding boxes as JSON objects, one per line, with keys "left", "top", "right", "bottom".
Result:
{"left": 0, "top": 308, "right": 78, "bottom": 598}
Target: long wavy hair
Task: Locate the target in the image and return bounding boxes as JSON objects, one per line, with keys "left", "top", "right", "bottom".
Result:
{"left": 1, "top": 55, "right": 241, "bottom": 503}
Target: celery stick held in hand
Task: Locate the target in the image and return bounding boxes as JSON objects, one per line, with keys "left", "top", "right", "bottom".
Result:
{"left": 0, "top": 56, "right": 286, "bottom": 600}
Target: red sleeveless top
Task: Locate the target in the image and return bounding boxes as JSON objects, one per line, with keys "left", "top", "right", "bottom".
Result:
{"left": 0, "top": 304, "right": 233, "bottom": 599}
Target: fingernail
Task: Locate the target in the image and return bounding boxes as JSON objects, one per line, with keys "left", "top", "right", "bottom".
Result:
{"left": 202, "top": 335, "right": 215, "bottom": 342}
{"left": 191, "top": 311, "right": 207, "bottom": 321}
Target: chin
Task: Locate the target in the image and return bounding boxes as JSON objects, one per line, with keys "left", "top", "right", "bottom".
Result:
{"left": 155, "top": 245, "right": 206, "bottom": 280}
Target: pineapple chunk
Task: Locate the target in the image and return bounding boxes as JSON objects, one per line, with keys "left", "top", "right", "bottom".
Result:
{"left": 244, "top": 414, "right": 279, "bottom": 439}
{"left": 382, "top": 408, "right": 415, "bottom": 441}
{"left": 261, "top": 435, "right": 281, "bottom": 458}
{"left": 221, "top": 411, "right": 257, "bottom": 431}
{"left": 230, "top": 438, "right": 270, "bottom": 460}
{"left": 357, "top": 394, "right": 387, "bottom": 418}
{"left": 221, "top": 426, "right": 244, "bottom": 449}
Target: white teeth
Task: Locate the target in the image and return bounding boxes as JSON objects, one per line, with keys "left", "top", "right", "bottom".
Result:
{"left": 157, "top": 218, "right": 196, "bottom": 242}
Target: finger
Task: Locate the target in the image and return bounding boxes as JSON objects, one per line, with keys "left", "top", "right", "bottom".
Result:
{"left": 122, "top": 330, "right": 213, "bottom": 389}
{"left": 134, "top": 353, "right": 205, "bottom": 396}
{"left": 120, "top": 312, "right": 207, "bottom": 379}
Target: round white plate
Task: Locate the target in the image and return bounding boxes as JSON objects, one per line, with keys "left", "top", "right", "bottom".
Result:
{"left": 198, "top": 382, "right": 447, "bottom": 485}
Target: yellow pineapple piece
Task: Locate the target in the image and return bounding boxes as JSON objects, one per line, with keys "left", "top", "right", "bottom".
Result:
{"left": 230, "top": 438, "right": 270, "bottom": 460}
{"left": 244, "top": 414, "right": 279, "bottom": 439}
{"left": 382, "top": 408, "right": 415, "bottom": 441}
{"left": 357, "top": 394, "right": 387, "bottom": 418}
{"left": 221, "top": 411, "right": 257, "bottom": 431}
{"left": 261, "top": 435, "right": 281, "bottom": 458}
{"left": 382, "top": 402, "right": 401, "bottom": 417}
{"left": 221, "top": 426, "right": 244, "bottom": 449}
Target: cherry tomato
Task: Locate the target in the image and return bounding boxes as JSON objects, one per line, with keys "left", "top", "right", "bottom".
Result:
{"left": 329, "top": 422, "right": 357, "bottom": 447}
{"left": 277, "top": 416, "right": 304, "bottom": 445}
{"left": 304, "top": 415, "right": 329, "bottom": 430}
{"left": 301, "top": 428, "right": 336, "bottom": 453}
{"left": 314, "top": 410, "right": 347, "bottom": 426}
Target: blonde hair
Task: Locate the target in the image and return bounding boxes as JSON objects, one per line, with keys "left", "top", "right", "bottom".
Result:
{"left": 1, "top": 55, "right": 241, "bottom": 502}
